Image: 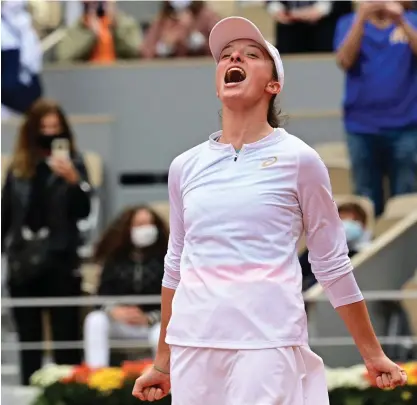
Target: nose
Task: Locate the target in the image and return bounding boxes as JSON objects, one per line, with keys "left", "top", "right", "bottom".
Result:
{"left": 229, "top": 50, "right": 243, "bottom": 63}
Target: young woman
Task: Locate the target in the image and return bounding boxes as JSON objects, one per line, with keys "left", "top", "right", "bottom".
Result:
{"left": 133, "top": 16, "right": 407, "bottom": 405}
{"left": 83, "top": 205, "right": 168, "bottom": 367}
{"left": 2, "top": 99, "right": 91, "bottom": 385}
{"left": 141, "top": 1, "right": 219, "bottom": 59}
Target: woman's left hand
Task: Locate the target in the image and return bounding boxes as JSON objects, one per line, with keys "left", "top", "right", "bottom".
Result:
{"left": 49, "top": 157, "right": 80, "bottom": 185}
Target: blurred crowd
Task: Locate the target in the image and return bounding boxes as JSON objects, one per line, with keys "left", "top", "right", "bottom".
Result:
{"left": 1, "top": 0, "right": 417, "bottom": 386}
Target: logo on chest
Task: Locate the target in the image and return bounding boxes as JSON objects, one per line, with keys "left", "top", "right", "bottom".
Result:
{"left": 261, "top": 156, "right": 278, "bottom": 168}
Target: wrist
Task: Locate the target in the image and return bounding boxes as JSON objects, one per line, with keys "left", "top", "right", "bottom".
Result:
{"left": 155, "top": 351, "right": 170, "bottom": 371}
{"left": 361, "top": 345, "right": 385, "bottom": 362}
{"left": 153, "top": 364, "right": 170, "bottom": 375}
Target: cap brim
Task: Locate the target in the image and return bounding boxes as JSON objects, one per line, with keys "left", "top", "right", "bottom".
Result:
{"left": 209, "top": 17, "right": 270, "bottom": 63}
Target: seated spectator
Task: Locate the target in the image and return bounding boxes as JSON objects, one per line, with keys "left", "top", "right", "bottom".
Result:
{"left": 1, "top": 99, "right": 92, "bottom": 385}
{"left": 55, "top": 0, "right": 142, "bottom": 63}
{"left": 142, "top": 1, "right": 219, "bottom": 59}
{"left": 2, "top": 0, "right": 43, "bottom": 118}
{"left": 267, "top": 1, "right": 352, "bottom": 54}
{"left": 335, "top": 1, "right": 417, "bottom": 216}
{"left": 83, "top": 205, "right": 168, "bottom": 368}
{"left": 300, "top": 202, "right": 370, "bottom": 290}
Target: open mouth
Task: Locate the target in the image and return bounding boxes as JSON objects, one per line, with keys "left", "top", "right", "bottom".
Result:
{"left": 224, "top": 67, "right": 246, "bottom": 84}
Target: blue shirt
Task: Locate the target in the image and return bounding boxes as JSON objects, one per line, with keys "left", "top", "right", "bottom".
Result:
{"left": 334, "top": 12, "right": 417, "bottom": 134}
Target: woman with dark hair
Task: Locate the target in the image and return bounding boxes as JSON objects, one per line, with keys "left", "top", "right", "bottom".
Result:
{"left": 133, "top": 17, "right": 406, "bottom": 404}
{"left": 1, "top": 98, "right": 92, "bottom": 385}
{"left": 141, "top": 1, "right": 219, "bottom": 58}
{"left": 83, "top": 205, "right": 168, "bottom": 368}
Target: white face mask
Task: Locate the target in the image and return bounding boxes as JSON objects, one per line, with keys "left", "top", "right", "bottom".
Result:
{"left": 131, "top": 225, "right": 158, "bottom": 248}
{"left": 170, "top": 0, "right": 192, "bottom": 11}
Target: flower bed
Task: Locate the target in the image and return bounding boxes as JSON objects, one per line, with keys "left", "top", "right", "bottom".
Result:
{"left": 30, "top": 361, "right": 417, "bottom": 405}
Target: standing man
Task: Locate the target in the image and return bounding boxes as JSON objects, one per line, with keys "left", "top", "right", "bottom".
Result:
{"left": 335, "top": 1, "right": 417, "bottom": 216}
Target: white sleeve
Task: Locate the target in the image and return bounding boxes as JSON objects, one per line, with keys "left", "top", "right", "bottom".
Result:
{"left": 162, "top": 157, "right": 185, "bottom": 290}
{"left": 297, "top": 148, "right": 363, "bottom": 308}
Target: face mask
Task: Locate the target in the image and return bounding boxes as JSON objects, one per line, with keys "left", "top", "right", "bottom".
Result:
{"left": 36, "top": 133, "right": 66, "bottom": 150}
{"left": 170, "top": 0, "right": 192, "bottom": 11}
{"left": 342, "top": 220, "right": 364, "bottom": 243}
{"left": 131, "top": 225, "right": 158, "bottom": 248}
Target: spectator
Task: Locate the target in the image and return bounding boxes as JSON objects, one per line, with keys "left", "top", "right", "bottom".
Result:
{"left": 1, "top": 99, "right": 92, "bottom": 385}
{"left": 55, "top": 0, "right": 142, "bottom": 63}
{"left": 335, "top": 1, "right": 417, "bottom": 216}
{"left": 267, "top": 1, "right": 352, "bottom": 54}
{"left": 83, "top": 205, "right": 168, "bottom": 368}
{"left": 1, "top": 0, "right": 43, "bottom": 118}
{"left": 142, "top": 1, "right": 220, "bottom": 59}
{"left": 300, "top": 202, "right": 370, "bottom": 290}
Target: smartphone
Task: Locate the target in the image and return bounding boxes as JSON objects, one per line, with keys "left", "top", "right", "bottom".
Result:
{"left": 51, "top": 138, "right": 70, "bottom": 160}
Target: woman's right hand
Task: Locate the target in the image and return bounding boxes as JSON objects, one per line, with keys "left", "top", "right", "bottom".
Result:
{"left": 132, "top": 367, "right": 171, "bottom": 402}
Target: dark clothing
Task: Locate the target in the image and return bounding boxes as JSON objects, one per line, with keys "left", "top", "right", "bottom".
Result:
{"left": 267, "top": 1, "right": 353, "bottom": 54}
{"left": 98, "top": 255, "right": 165, "bottom": 324}
{"left": 9, "top": 252, "right": 82, "bottom": 385}
{"left": 1, "top": 153, "right": 91, "bottom": 385}
{"left": 2, "top": 153, "right": 91, "bottom": 254}
{"left": 346, "top": 129, "right": 417, "bottom": 216}
{"left": 300, "top": 248, "right": 357, "bottom": 291}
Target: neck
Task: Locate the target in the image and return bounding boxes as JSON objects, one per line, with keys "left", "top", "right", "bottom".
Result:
{"left": 220, "top": 103, "right": 274, "bottom": 150}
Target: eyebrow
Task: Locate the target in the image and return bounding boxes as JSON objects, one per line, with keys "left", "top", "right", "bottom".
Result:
{"left": 220, "top": 43, "right": 264, "bottom": 55}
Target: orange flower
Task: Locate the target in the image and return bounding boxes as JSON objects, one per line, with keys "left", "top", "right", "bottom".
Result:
{"left": 122, "top": 360, "right": 153, "bottom": 378}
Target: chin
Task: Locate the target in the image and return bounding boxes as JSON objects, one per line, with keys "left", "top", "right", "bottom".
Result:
{"left": 220, "top": 86, "right": 252, "bottom": 106}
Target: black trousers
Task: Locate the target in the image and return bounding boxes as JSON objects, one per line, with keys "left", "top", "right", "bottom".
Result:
{"left": 275, "top": 17, "right": 337, "bottom": 54}
{"left": 8, "top": 254, "right": 82, "bottom": 385}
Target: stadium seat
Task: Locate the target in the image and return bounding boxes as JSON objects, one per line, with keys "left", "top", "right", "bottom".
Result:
{"left": 150, "top": 201, "right": 170, "bottom": 228}
{"left": 77, "top": 152, "right": 104, "bottom": 259}
{"left": 315, "top": 142, "right": 349, "bottom": 161}
{"left": 373, "top": 194, "right": 417, "bottom": 238}
{"left": 325, "top": 159, "right": 353, "bottom": 195}
{"left": 1, "top": 154, "right": 11, "bottom": 186}
{"left": 383, "top": 194, "right": 417, "bottom": 219}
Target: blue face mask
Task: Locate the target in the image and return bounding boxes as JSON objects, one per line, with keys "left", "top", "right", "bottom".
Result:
{"left": 342, "top": 220, "right": 364, "bottom": 243}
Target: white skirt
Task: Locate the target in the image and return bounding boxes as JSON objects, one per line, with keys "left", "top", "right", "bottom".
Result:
{"left": 170, "top": 345, "right": 329, "bottom": 405}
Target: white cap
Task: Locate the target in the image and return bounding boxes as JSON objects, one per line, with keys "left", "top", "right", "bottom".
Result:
{"left": 209, "top": 16, "right": 284, "bottom": 89}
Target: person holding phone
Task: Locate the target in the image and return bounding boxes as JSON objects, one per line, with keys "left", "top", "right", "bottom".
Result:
{"left": 1, "top": 98, "right": 92, "bottom": 385}
{"left": 56, "top": 0, "right": 142, "bottom": 63}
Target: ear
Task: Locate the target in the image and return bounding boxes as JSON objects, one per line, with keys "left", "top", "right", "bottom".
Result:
{"left": 265, "top": 81, "right": 281, "bottom": 96}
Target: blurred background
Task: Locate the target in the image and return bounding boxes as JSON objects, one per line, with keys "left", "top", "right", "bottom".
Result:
{"left": 2, "top": 1, "right": 417, "bottom": 404}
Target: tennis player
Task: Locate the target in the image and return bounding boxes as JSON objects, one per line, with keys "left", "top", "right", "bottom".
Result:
{"left": 133, "top": 16, "right": 407, "bottom": 405}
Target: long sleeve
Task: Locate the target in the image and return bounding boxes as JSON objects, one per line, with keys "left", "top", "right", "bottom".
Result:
{"left": 1, "top": 171, "right": 13, "bottom": 251}
{"left": 55, "top": 22, "right": 96, "bottom": 62}
{"left": 113, "top": 14, "right": 142, "bottom": 59}
{"left": 141, "top": 18, "right": 161, "bottom": 59}
{"left": 67, "top": 155, "right": 92, "bottom": 220}
{"left": 297, "top": 148, "right": 363, "bottom": 307}
{"left": 162, "top": 157, "right": 185, "bottom": 290}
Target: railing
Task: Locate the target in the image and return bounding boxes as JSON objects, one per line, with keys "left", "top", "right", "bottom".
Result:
{"left": 2, "top": 290, "right": 417, "bottom": 308}
{"left": 1, "top": 291, "right": 416, "bottom": 351}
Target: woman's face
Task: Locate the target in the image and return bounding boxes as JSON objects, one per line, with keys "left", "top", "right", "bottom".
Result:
{"left": 40, "top": 113, "right": 63, "bottom": 136}
{"left": 216, "top": 39, "right": 280, "bottom": 109}
{"left": 130, "top": 209, "right": 159, "bottom": 248}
